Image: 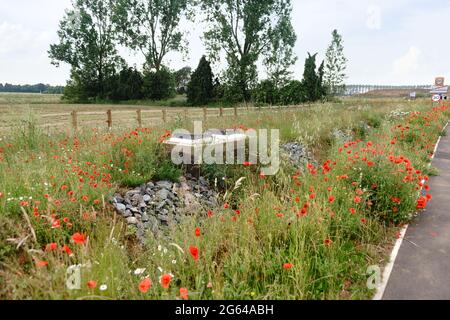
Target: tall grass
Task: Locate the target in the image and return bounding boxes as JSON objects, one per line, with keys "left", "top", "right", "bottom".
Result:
{"left": 0, "top": 100, "right": 448, "bottom": 299}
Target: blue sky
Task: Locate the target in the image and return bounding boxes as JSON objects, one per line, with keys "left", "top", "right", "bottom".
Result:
{"left": 1, "top": 0, "right": 449, "bottom": 86}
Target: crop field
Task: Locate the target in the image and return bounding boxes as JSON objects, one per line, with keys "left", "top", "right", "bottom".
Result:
{"left": 1, "top": 93, "right": 448, "bottom": 300}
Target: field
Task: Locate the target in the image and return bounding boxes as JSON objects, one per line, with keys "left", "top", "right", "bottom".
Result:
{"left": 0, "top": 93, "right": 448, "bottom": 300}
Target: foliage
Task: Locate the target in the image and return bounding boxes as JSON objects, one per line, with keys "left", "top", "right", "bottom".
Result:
{"left": 115, "top": 0, "right": 191, "bottom": 72}
{"left": 201, "top": 0, "right": 296, "bottom": 102}
{"left": 186, "top": 56, "right": 214, "bottom": 105}
{"left": 142, "top": 67, "right": 176, "bottom": 100}
{"left": 107, "top": 67, "right": 144, "bottom": 100}
{"left": 49, "top": 0, "right": 124, "bottom": 100}
{"left": 0, "top": 83, "right": 63, "bottom": 94}
{"left": 174, "top": 66, "right": 192, "bottom": 94}
{"left": 252, "top": 79, "right": 279, "bottom": 105}
{"left": 324, "top": 29, "right": 347, "bottom": 96}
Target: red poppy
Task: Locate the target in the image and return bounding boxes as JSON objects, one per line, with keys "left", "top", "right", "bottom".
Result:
{"left": 309, "top": 193, "right": 316, "bottom": 200}
{"left": 87, "top": 280, "right": 97, "bottom": 289}
{"left": 324, "top": 238, "right": 333, "bottom": 246}
{"left": 349, "top": 208, "right": 357, "bottom": 215}
{"left": 72, "top": 232, "right": 87, "bottom": 245}
{"left": 35, "top": 259, "right": 49, "bottom": 268}
{"left": 353, "top": 196, "right": 361, "bottom": 204}
{"left": 61, "top": 244, "right": 73, "bottom": 256}
{"left": 160, "top": 274, "right": 172, "bottom": 289}
{"left": 51, "top": 219, "right": 61, "bottom": 229}
{"left": 223, "top": 203, "right": 230, "bottom": 209}
{"left": 207, "top": 209, "right": 214, "bottom": 217}
{"left": 195, "top": 227, "right": 201, "bottom": 237}
{"left": 328, "top": 196, "right": 335, "bottom": 203}
{"left": 416, "top": 196, "right": 428, "bottom": 209}
{"left": 0, "top": 192, "right": 3, "bottom": 198}
{"left": 426, "top": 194, "right": 432, "bottom": 200}
{"left": 179, "top": 287, "right": 189, "bottom": 300}
{"left": 367, "top": 161, "right": 374, "bottom": 167}
{"left": 45, "top": 242, "right": 58, "bottom": 252}
{"left": 139, "top": 278, "right": 152, "bottom": 293}
{"left": 189, "top": 245, "right": 199, "bottom": 261}
{"left": 243, "top": 161, "right": 252, "bottom": 167}
{"left": 295, "top": 196, "right": 300, "bottom": 203}
{"left": 283, "top": 263, "right": 294, "bottom": 270}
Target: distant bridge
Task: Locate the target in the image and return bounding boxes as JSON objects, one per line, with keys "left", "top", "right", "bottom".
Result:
{"left": 343, "top": 84, "right": 432, "bottom": 96}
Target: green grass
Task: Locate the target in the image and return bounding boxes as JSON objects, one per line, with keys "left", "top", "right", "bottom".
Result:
{"left": 0, "top": 98, "right": 449, "bottom": 299}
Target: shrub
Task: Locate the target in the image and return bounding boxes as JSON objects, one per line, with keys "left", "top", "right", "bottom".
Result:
{"left": 187, "top": 56, "right": 214, "bottom": 106}
{"left": 107, "top": 67, "right": 144, "bottom": 101}
{"left": 142, "top": 67, "right": 176, "bottom": 100}
{"left": 252, "top": 79, "right": 279, "bottom": 105}
{"left": 279, "top": 80, "right": 305, "bottom": 105}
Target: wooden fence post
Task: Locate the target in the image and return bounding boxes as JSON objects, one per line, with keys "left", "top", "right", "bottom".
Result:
{"left": 234, "top": 106, "right": 238, "bottom": 118}
{"left": 71, "top": 110, "right": 77, "bottom": 130}
{"left": 106, "top": 110, "right": 112, "bottom": 129}
{"left": 162, "top": 109, "right": 167, "bottom": 123}
{"left": 136, "top": 109, "right": 142, "bottom": 128}
{"left": 219, "top": 107, "right": 223, "bottom": 117}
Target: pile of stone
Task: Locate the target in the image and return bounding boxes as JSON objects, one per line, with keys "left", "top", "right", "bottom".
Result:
{"left": 331, "top": 128, "right": 354, "bottom": 143}
{"left": 281, "top": 142, "right": 316, "bottom": 169}
{"left": 111, "top": 173, "right": 218, "bottom": 244}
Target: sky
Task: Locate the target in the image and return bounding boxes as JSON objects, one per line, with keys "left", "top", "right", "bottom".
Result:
{"left": 0, "top": 0, "right": 449, "bottom": 86}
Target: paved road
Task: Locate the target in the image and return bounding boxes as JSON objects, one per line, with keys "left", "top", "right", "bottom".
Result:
{"left": 383, "top": 123, "right": 450, "bottom": 299}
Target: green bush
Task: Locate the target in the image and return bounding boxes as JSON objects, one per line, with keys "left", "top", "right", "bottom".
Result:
{"left": 187, "top": 56, "right": 214, "bottom": 106}
{"left": 142, "top": 67, "right": 176, "bottom": 100}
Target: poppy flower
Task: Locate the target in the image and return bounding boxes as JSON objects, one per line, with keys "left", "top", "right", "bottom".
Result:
{"left": 223, "top": 203, "right": 230, "bottom": 209}
{"left": 35, "top": 259, "right": 49, "bottom": 268}
{"left": 160, "top": 273, "right": 172, "bottom": 289}
{"left": 367, "top": 161, "right": 375, "bottom": 167}
{"left": 61, "top": 244, "right": 73, "bottom": 256}
{"left": 309, "top": 193, "right": 316, "bottom": 200}
{"left": 87, "top": 280, "right": 97, "bottom": 289}
{"left": 45, "top": 242, "right": 58, "bottom": 252}
{"left": 324, "top": 238, "right": 333, "bottom": 246}
{"left": 283, "top": 263, "right": 294, "bottom": 270}
{"left": 195, "top": 227, "right": 201, "bottom": 237}
{"left": 139, "top": 278, "right": 152, "bottom": 293}
{"left": 426, "top": 194, "right": 432, "bottom": 200}
{"left": 416, "top": 196, "right": 428, "bottom": 209}
{"left": 207, "top": 209, "right": 214, "bottom": 217}
{"left": 328, "top": 196, "right": 335, "bottom": 203}
{"left": 179, "top": 287, "right": 189, "bottom": 300}
{"left": 189, "top": 245, "right": 199, "bottom": 261}
{"left": 243, "top": 161, "right": 252, "bottom": 167}
{"left": 51, "top": 219, "right": 61, "bottom": 229}
{"left": 353, "top": 196, "right": 361, "bottom": 204}
{"left": 349, "top": 208, "right": 357, "bottom": 215}
{"left": 72, "top": 232, "right": 87, "bottom": 245}
{"left": 0, "top": 192, "right": 3, "bottom": 198}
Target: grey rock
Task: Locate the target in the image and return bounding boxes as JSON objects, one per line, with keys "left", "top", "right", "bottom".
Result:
{"left": 126, "top": 217, "right": 139, "bottom": 225}
{"left": 156, "top": 180, "right": 173, "bottom": 189}
{"left": 143, "top": 194, "right": 151, "bottom": 202}
{"left": 156, "top": 189, "right": 171, "bottom": 200}
{"left": 114, "top": 203, "right": 126, "bottom": 213}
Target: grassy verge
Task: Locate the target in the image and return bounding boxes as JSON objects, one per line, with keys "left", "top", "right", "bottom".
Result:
{"left": 0, "top": 100, "right": 449, "bottom": 299}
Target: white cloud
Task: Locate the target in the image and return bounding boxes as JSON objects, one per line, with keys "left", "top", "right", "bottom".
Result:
{"left": 393, "top": 46, "right": 421, "bottom": 76}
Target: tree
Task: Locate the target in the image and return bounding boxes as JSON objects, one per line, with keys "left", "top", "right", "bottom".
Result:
{"left": 324, "top": 29, "right": 347, "bottom": 96}
{"left": 49, "top": 0, "right": 124, "bottom": 100}
{"left": 201, "top": 0, "right": 296, "bottom": 102}
{"left": 142, "top": 67, "right": 176, "bottom": 100}
{"left": 187, "top": 56, "right": 214, "bottom": 105}
{"left": 107, "top": 66, "right": 144, "bottom": 100}
{"left": 253, "top": 79, "right": 279, "bottom": 105}
{"left": 115, "top": 0, "right": 191, "bottom": 72}
{"left": 302, "top": 52, "right": 319, "bottom": 102}
{"left": 316, "top": 60, "right": 326, "bottom": 100}
{"left": 264, "top": 14, "right": 297, "bottom": 88}
{"left": 174, "top": 66, "right": 192, "bottom": 94}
